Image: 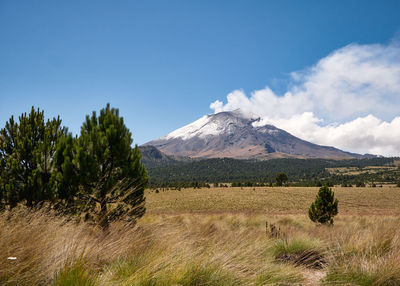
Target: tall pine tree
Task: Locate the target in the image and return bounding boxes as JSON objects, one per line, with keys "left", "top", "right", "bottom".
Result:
{"left": 0, "top": 107, "right": 66, "bottom": 208}
{"left": 75, "top": 104, "right": 148, "bottom": 228}
{"left": 51, "top": 133, "right": 79, "bottom": 210}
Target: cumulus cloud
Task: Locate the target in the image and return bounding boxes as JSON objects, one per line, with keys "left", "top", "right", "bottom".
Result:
{"left": 210, "top": 41, "right": 400, "bottom": 156}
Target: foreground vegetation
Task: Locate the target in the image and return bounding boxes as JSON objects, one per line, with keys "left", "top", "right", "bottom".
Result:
{"left": 0, "top": 105, "right": 148, "bottom": 228}
{"left": 1, "top": 187, "right": 400, "bottom": 285}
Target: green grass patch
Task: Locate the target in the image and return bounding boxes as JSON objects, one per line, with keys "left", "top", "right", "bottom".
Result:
{"left": 54, "top": 259, "right": 98, "bottom": 286}
{"left": 120, "top": 262, "right": 240, "bottom": 286}
{"left": 177, "top": 263, "right": 240, "bottom": 286}
{"left": 325, "top": 269, "right": 375, "bottom": 286}
{"left": 325, "top": 264, "right": 400, "bottom": 286}
{"left": 109, "top": 256, "right": 147, "bottom": 281}
{"left": 325, "top": 268, "right": 400, "bottom": 286}
{"left": 270, "top": 238, "right": 320, "bottom": 257}
{"left": 255, "top": 266, "right": 304, "bottom": 286}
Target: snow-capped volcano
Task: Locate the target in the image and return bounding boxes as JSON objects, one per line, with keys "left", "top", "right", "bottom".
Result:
{"left": 144, "top": 110, "right": 362, "bottom": 159}
{"left": 163, "top": 110, "right": 259, "bottom": 140}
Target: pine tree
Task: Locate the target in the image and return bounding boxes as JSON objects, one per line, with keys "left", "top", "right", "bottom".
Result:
{"left": 308, "top": 185, "right": 338, "bottom": 225}
{"left": 0, "top": 148, "right": 5, "bottom": 209}
{"left": 0, "top": 107, "right": 66, "bottom": 208}
{"left": 51, "top": 133, "right": 79, "bottom": 209}
{"left": 75, "top": 104, "right": 148, "bottom": 228}
{"left": 275, "top": 172, "right": 288, "bottom": 186}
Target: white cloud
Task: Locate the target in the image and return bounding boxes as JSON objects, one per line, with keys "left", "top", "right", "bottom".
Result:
{"left": 210, "top": 41, "right": 400, "bottom": 156}
{"left": 255, "top": 113, "right": 400, "bottom": 157}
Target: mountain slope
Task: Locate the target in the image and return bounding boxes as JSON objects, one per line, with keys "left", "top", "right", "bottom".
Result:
{"left": 144, "top": 110, "right": 364, "bottom": 159}
{"left": 139, "top": 145, "right": 191, "bottom": 167}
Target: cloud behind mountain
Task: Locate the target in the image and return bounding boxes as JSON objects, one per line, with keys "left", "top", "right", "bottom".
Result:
{"left": 210, "top": 40, "right": 400, "bottom": 156}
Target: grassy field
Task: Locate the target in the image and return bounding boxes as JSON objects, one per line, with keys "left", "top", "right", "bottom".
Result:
{"left": 1, "top": 187, "right": 400, "bottom": 285}
{"left": 146, "top": 186, "right": 400, "bottom": 215}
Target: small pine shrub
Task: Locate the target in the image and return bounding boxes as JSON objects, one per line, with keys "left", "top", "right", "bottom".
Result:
{"left": 308, "top": 185, "right": 338, "bottom": 225}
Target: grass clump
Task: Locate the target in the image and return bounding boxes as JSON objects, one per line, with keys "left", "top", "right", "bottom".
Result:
{"left": 325, "top": 268, "right": 377, "bottom": 286}
{"left": 270, "top": 238, "right": 320, "bottom": 257}
{"left": 324, "top": 217, "right": 400, "bottom": 285}
{"left": 325, "top": 264, "right": 400, "bottom": 286}
{"left": 109, "top": 256, "right": 147, "bottom": 282}
{"left": 54, "top": 258, "right": 97, "bottom": 286}
{"left": 130, "top": 271, "right": 174, "bottom": 286}
{"left": 118, "top": 262, "right": 241, "bottom": 286}
{"left": 255, "top": 265, "right": 304, "bottom": 286}
{"left": 268, "top": 238, "right": 326, "bottom": 269}
{"left": 177, "top": 263, "right": 240, "bottom": 286}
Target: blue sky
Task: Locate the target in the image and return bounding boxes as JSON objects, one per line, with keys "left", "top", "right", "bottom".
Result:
{"left": 1, "top": 1, "right": 400, "bottom": 153}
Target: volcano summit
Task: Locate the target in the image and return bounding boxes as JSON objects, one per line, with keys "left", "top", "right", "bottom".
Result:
{"left": 144, "top": 110, "right": 364, "bottom": 159}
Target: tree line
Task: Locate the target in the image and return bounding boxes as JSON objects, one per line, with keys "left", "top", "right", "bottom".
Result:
{"left": 144, "top": 156, "right": 399, "bottom": 187}
{"left": 0, "top": 105, "right": 148, "bottom": 228}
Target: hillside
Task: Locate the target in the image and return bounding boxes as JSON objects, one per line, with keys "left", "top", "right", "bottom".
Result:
{"left": 139, "top": 145, "right": 187, "bottom": 167}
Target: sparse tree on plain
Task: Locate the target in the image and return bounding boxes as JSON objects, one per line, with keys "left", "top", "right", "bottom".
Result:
{"left": 308, "top": 185, "right": 338, "bottom": 225}
{"left": 275, "top": 172, "right": 288, "bottom": 186}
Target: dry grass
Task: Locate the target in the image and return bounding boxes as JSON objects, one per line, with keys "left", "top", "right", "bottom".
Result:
{"left": 146, "top": 186, "right": 400, "bottom": 215}
{"left": 1, "top": 187, "right": 400, "bottom": 285}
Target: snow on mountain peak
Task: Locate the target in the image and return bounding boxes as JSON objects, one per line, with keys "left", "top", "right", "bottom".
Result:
{"left": 163, "top": 110, "right": 262, "bottom": 140}
{"left": 163, "top": 115, "right": 214, "bottom": 140}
